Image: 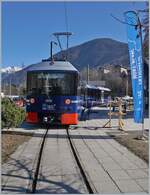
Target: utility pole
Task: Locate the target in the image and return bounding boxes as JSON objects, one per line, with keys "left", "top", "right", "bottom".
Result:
{"left": 2, "top": 81, "right": 5, "bottom": 95}
{"left": 9, "top": 76, "right": 11, "bottom": 96}
{"left": 87, "top": 64, "right": 89, "bottom": 84}
{"left": 86, "top": 64, "right": 90, "bottom": 109}
{"left": 50, "top": 41, "right": 53, "bottom": 61}
{"left": 126, "top": 73, "right": 128, "bottom": 96}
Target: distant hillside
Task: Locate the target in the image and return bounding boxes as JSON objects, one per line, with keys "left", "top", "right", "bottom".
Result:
{"left": 53, "top": 38, "right": 130, "bottom": 70}
{"left": 2, "top": 38, "right": 130, "bottom": 86}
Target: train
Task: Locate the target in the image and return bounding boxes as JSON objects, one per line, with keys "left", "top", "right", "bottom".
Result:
{"left": 26, "top": 32, "right": 111, "bottom": 125}
{"left": 25, "top": 60, "right": 111, "bottom": 125}
{"left": 26, "top": 60, "right": 80, "bottom": 125}
{"left": 80, "top": 84, "right": 111, "bottom": 107}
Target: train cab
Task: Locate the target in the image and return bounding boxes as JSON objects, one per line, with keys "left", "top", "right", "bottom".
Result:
{"left": 26, "top": 60, "right": 79, "bottom": 125}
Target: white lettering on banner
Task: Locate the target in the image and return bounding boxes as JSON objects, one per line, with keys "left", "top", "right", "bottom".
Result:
{"left": 130, "top": 49, "right": 138, "bottom": 79}
{"left": 137, "top": 91, "right": 142, "bottom": 98}
{"left": 137, "top": 55, "right": 143, "bottom": 85}
{"left": 128, "top": 39, "right": 136, "bottom": 45}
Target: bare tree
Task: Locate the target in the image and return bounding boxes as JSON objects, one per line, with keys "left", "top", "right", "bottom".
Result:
{"left": 141, "top": 2, "right": 149, "bottom": 58}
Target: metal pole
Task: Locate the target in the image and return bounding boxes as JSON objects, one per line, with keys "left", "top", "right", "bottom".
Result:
{"left": 87, "top": 64, "right": 89, "bottom": 84}
{"left": 66, "top": 35, "right": 69, "bottom": 60}
{"left": 50, "top": 41, "right": 53, "bottom": 61}
{"left": 109, "top": 101, "right": 112, "bottom": 127}
{"left": 138, "top": 19, "right": 145, "bottom": 138}
{"left": 101, "top": 90, "right": 104, "bottom": 104}
{"left": 86, "top": 64, "right": 89, "bottom": 109}
{"left": 4, "top": 82, "right": 6, "bottom": 95}
{"left": 9, "top": 76, "right": 11, "bottom": 96}
{"left": 126, "top": 74, "right": 128, "bottom": 96}
{"left": 50, "top": 41, "right": 57, "bottom": 62}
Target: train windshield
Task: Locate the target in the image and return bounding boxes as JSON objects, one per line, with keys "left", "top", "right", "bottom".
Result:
{"left": 27, "top": 72, "right": 78, "bottom": 96}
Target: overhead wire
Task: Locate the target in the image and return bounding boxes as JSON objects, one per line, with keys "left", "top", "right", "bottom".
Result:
{"left": 64, "top": 1, "right": 70, "bottom": 59}
{"left": 64, "top": 1, "right": 69, "bottom": 33}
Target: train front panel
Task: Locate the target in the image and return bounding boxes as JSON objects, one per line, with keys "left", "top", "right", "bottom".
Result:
{"left": 26, "top": 69, "right": 79, "bottom": 125}
{"left": 26, "top": 95, "right": 79, "bottom": 125}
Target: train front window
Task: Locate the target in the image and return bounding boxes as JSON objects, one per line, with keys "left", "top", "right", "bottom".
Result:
{"left": 27, "top": 72, "right": 78, "bottom": 96}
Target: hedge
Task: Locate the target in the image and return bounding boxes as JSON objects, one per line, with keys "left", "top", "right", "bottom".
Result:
{"left": 2, "top": 98, "right": 26, "bottom": 129}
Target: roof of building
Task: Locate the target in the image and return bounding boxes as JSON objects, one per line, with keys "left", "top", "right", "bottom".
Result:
{"left": 85, "top": 84, "right": 111, "bottom": 92}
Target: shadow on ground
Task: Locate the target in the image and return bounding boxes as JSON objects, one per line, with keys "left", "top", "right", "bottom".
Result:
{"left": 2, "top": 157, "right": 84, "bottom": 193}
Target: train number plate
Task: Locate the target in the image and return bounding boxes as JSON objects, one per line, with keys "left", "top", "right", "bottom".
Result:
{"left": 47, "top": 105, "right": 55, "bottom": 110}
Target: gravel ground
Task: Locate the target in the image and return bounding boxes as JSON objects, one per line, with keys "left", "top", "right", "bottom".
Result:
{"left": 2, "top": 133, "right": 32, "bottom": 163}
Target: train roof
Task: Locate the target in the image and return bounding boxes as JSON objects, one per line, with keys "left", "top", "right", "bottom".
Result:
{"left": 27, "top": 61, "right": 78, "bottom": 72}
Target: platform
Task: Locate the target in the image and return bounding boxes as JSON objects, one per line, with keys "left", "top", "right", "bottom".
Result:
{"left": 69, "top": 127, "right": 148, "bottom": 193}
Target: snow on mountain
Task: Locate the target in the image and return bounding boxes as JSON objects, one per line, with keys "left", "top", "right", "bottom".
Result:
{"left": 1, "top": 66, "right": 22, "bottom": 73}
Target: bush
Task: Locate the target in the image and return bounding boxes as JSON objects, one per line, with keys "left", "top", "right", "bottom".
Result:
{"left": 2, "top": 98, "right": 26, "bottom": 129}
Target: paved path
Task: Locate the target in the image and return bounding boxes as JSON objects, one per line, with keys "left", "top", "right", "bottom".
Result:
{"left": 69, "top": 127, "right": 149, "bottom": 193}
{"left": 2, "top": 128, "right": 46, "bottom": 193}
{"left": 2, "top": 128, "right": 88, "bottom": 194}
{"left": 35, "top": 129, "right": 88, "bottom": 194}
{"left": 2, "top": 115, "right": 149, "bottom": 194}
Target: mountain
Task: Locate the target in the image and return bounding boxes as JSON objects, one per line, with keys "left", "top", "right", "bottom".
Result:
{"left": 2, "top": 38, "right": 130, "bottom": 87}
{"left": 53, "top": 38, "right": 129, "bottom": 70}
{"left": 1, "top": 66, "right": 23, "bottom": 73}
{"left": 1, "top": 65, "right": 33, "bottom": 87}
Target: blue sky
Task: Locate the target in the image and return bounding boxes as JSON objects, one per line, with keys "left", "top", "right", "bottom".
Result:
{"left": 2, "top": 1, "right": 147, "bottom": 67}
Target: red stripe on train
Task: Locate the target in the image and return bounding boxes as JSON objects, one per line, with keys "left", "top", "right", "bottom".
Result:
{"left": 26, "top": 112, "right": 38, "bottom": 123}
{"left": 61, "top": 113, "right": 78, "bottom": 125}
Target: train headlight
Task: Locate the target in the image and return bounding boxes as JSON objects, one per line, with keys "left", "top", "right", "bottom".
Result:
{"left": 65, "top": 99, "right": 71, "bottom": 105}
{"left": 30, "top": 98, "right": 35, "bottom": 104}
{"left": 43, "top": 117, "right": 48, "bottom": 122}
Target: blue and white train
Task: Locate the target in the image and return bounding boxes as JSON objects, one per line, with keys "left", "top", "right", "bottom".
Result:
{"left": 26, "top": 60, "right": 80, "bottom": 125}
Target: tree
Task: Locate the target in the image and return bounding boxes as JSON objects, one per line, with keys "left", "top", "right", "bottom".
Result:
{"left": 2, "top": 98, "right": 26, "bottom": 129}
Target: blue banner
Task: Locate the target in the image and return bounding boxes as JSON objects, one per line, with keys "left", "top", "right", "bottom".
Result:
{"left": 124, "top": 11, "right": 144, "bottom": 123}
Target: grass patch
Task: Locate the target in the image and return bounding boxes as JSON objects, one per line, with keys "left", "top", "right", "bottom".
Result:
{"left": 2, "top": 133, "right": 32, "bottom": 163}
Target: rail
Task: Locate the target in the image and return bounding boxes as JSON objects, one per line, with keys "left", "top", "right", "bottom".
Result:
{"left": 29, "top": 126, "right": 95, "bottom": 193}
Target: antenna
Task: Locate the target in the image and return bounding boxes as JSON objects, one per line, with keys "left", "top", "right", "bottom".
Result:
{"left": 53, "top": 32, "right": 73, "bottom": 60}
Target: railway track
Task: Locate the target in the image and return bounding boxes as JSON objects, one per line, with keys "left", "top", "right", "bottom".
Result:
{"left": 66, "top": 127, "right": 94, "bottom": 194}
{"left": 31, "top": 127, "right": 49, "bottom": 193}
{"left": 29, "top": 126, "right": 94, "bottom": 194}
{"left": 30, "top": 126, "right": 121, "bottom": 193}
